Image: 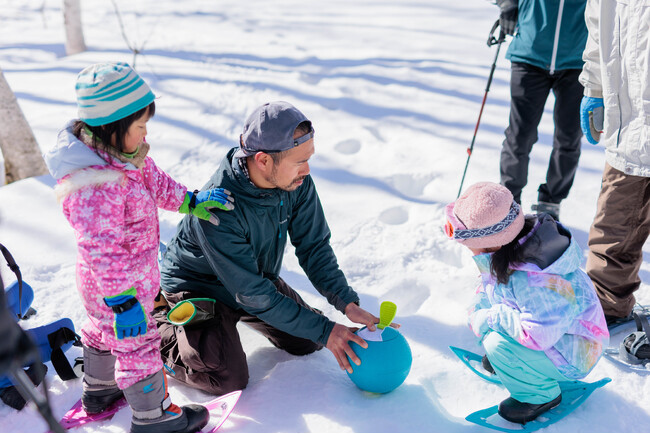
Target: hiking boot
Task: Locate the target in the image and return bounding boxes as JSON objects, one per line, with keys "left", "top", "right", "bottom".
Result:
{"left": 481, "top": 355, "right": 495, "bottom": 375}
{"left": 605, "top": 313, "right": 633, "bottom": 328}
{"left": 498, "top": 394, "right": 562, "bottom": 424}
{"left": 81, "top": 345, "right": 123, "bottom": 414}
{"left": 531, "top": 202, "right": 560, "bottom": 221}
{"left": 124, "top": 370, "right": 209, "bottom": 433}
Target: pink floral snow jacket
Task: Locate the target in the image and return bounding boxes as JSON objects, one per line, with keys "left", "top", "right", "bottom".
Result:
{"left": 45, "top": 122, "right": 187, "bottom": 308}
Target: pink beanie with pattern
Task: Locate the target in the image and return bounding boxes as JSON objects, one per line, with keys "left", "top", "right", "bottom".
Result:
{"left": 445, "top": 182, "right": 524, "bottom": 249}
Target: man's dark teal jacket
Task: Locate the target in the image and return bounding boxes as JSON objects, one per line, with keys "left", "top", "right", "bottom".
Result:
{"left": 504, "top": 0, "right": 587, "bottom": 72}
{"left": 160, "top": 148, "right": 359, "bottom": 345}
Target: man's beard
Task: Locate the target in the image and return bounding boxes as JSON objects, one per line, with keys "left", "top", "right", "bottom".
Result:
{"left": 265, "top": 167, "right": 306, "bottom": 191}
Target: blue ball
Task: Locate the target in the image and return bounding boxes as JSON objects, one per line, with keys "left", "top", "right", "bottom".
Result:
{"left": 346, "top": 326, "right": 412, "bottom": 394}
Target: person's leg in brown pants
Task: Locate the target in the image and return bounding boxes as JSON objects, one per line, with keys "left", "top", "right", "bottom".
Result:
{"left": 155, "top": 292, "right": 250, "bottom": 396}
{"left": 586, "top": 163, "right": 650, "bottom": 318}
{"left": 240, "top": 277, "right": 324, "bottom": 356}
{"left": 154, "top": 277, "right": 323, "bottom": 395}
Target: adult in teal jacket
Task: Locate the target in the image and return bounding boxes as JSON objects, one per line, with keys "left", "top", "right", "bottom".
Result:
{"left": 496, "top": 0, "right": 587, "bottom": 220}
{"left": 155, "top": 101, "right": 381, "bottom": 395}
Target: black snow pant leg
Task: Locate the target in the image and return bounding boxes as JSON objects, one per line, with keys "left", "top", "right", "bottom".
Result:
{"left": 537, "top": 68, "right": 584, "bottom": 204}
{"left": 500, "top": 62, "right": 552, "bottom": 204}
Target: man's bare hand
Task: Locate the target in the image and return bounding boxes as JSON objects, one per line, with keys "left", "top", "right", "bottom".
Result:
{"left": 344, "top": 302, "right": 400, "bottom": 330}
{"left": 326, "top": 323, "right": 368, "bottom": 373}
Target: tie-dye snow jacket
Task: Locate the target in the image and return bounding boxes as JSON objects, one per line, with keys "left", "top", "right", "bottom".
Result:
{"left": 468, "top": 215, "right": 609, "bottom": 379}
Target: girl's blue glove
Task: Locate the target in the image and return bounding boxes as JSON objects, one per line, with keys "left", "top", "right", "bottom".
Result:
{"left": 104, "top": 287, "right": 147, "bottom": 339}
{"left": 580, "top": 96, "right": 604, "bottom": 145}
{"left": 179, "top": 188, "right": 235, "bottom": 225}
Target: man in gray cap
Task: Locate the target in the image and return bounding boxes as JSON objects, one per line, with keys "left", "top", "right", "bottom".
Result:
{"left": 154, "top": 101, "right": 382, "bottom": 395}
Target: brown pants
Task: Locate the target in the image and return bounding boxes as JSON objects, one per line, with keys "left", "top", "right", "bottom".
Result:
{"left": 153, "top": 277, "right": 323, "bottom": 395}
{"left": 586, "top": 163, "right": 650, "bottom": 317}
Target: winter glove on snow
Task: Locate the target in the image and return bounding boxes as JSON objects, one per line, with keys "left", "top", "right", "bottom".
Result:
{"left": 104, "top": 287, "right": 147, "bottom": 339}
{"left": 498, "top": 0, "right": 518, "bottom": 36}
{"left": 179, "top": 189, "right": 234, "bottom": 226}
{"left": 469, "top": 309, "right": 491, "bottom": 340}
{"left": 580, "top": 96, "right": 604, "bottom": 145}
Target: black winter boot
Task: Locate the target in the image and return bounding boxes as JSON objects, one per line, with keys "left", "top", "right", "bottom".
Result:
{"left": 531, "top": 202, "right": 560, "bottom": 221}
{"left": 81, "top": 346, "right": 123, "bottom": 414}
{"left": 498, "top": 394, "right": 562, "bottom": 424}
{"left": 481, "top": 355, "right": 495, "bottom": 375}
{"left": 124, "top": 370, "right": 208, "bottom": 433}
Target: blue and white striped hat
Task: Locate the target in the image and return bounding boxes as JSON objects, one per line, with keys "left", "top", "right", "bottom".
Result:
{"left": 75, "top": 62, "right": 155, "bottom": 127}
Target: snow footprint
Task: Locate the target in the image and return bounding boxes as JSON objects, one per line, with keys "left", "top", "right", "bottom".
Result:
{"left": 388, "top": 173, "right": 437, "bottom": 197}
{"left": 383, "top": 279, "right": 430, "bottom": 316}
{"left": 334, "top": 139, "right": 361, "bottom": 155}
{"left": 379, "top": 207, "right": 408, "bottom": 225}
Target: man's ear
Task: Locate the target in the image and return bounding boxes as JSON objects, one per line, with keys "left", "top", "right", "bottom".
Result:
{"left": 252, "top": 152, "right": 273, "bottom": 172}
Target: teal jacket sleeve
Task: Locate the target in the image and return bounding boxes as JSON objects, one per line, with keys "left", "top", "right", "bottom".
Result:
{"left": 191, "top": 212, "right": 336, "bottom": 346}
{"left": 288, "top": 176, "right": 360, "bottom": 313}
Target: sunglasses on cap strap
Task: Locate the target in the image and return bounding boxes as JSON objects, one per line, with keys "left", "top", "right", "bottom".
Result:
{"left": 444, "top": 201, "right": 521, "bottom": 240}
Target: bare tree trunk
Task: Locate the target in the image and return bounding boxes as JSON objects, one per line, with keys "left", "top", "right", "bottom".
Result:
{"left": 63, "top": 0, "right": 86, "bottom": 55}
{"left": 0, "top": 67, "right": 48, "bottom": 184}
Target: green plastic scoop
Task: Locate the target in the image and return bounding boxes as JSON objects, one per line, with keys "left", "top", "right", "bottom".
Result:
{"left": 378, "top": 301, "right": 397, "bottom": 329}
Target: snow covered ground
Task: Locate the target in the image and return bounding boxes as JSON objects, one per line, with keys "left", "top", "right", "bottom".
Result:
{"left": 1, "top": 0, "right": 649, "bottom": 432}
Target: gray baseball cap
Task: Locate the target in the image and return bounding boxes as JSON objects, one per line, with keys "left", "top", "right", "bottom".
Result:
{"left": 234, "top": 101, "right": 314, "bottom": 158}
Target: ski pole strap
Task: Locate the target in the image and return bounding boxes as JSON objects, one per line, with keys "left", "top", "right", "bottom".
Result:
{"left": 0, "top": 243, "right": 24, "bottom": 320}
{"left": 486, "top": 19, "right": 505, "bottom": 47}
{"left": 47, "top": 327, "right": 82, "bottom": 381}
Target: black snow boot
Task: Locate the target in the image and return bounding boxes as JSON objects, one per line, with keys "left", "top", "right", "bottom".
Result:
{"left": 0, "top": 362, "right": 47, "bottom": 410}
{"left": 481, "top": 355, "right": 495, "bottom": 375}
{"left": 531, "top": 202, "right": 560, "bottom": 221}
{"left": 498, "top": 394, "right": 562, "bottom": 424}
{"left": 81, "top": 345, "right": 124, "bottom": 414}
{"left": 124, "top": 370, "right": 208, "bottom": 433}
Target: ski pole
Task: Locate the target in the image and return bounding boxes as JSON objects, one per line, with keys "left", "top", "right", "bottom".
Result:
{"left": 456, "top": 20, "right": 505, "bottom": 198}
{"left": 8, "top": 360, "right": 65, "bottom": 432}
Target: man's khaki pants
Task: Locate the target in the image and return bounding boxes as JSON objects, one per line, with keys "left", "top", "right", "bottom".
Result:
{"left": 587, "top": 163, "right": 650, "bottom": 317}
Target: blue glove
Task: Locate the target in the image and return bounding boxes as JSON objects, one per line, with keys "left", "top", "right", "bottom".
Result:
{"left": 580, "top": 96, "right": 604, "bottom": 145}
{"left": 179, "top": 188, "right": 235, "bottom": 225}
{"left": 469, "top": 309, "right": 491, "bottom": 340}
{"left": 104, "top": 287, "right": 147, "bottom": 339}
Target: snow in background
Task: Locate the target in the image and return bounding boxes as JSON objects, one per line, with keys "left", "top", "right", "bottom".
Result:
{"left": 1, "top": 0, "right": 649, "bottom": 432}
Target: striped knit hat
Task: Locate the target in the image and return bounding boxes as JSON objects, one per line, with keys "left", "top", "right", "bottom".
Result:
{"left": 75, "top": 62, "right": 155, "bottom": 127}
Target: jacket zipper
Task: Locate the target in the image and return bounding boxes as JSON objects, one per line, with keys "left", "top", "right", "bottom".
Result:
{"left": 549, "top": 0, "right": 565, "bottom": 74}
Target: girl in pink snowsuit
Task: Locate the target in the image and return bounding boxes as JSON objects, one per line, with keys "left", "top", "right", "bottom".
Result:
{"left": 45, "top": 62, "right": 233, "bottom": 433}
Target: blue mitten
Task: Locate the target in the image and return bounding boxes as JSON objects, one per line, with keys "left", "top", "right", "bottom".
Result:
{"left": 469, "top": 309, "right": 491, "bottom": 339}
{"left": 104, "top": 287, "right": 147, "bottom": 339}
{"left": 580, "top": 96, "right": 604, "bottom": 145}
{"left": 179, "top": 188, "right": 235, "bottom": 225}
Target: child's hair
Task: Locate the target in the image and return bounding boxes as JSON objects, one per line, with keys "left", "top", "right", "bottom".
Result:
{"left": 490, "top": 216, "right": 537, "bottom": 284}
{"left": 73, "top": 102, "right": 155, "bottom": 154}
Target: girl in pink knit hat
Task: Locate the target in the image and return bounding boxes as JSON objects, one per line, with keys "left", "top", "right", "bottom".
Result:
{"left": 445, "top": 182, "right": 608, "bottom": 425}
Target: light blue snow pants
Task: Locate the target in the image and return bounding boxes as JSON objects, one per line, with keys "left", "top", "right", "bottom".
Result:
{"left": 483, "top": 332, "right": 570, "bottom": 404}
